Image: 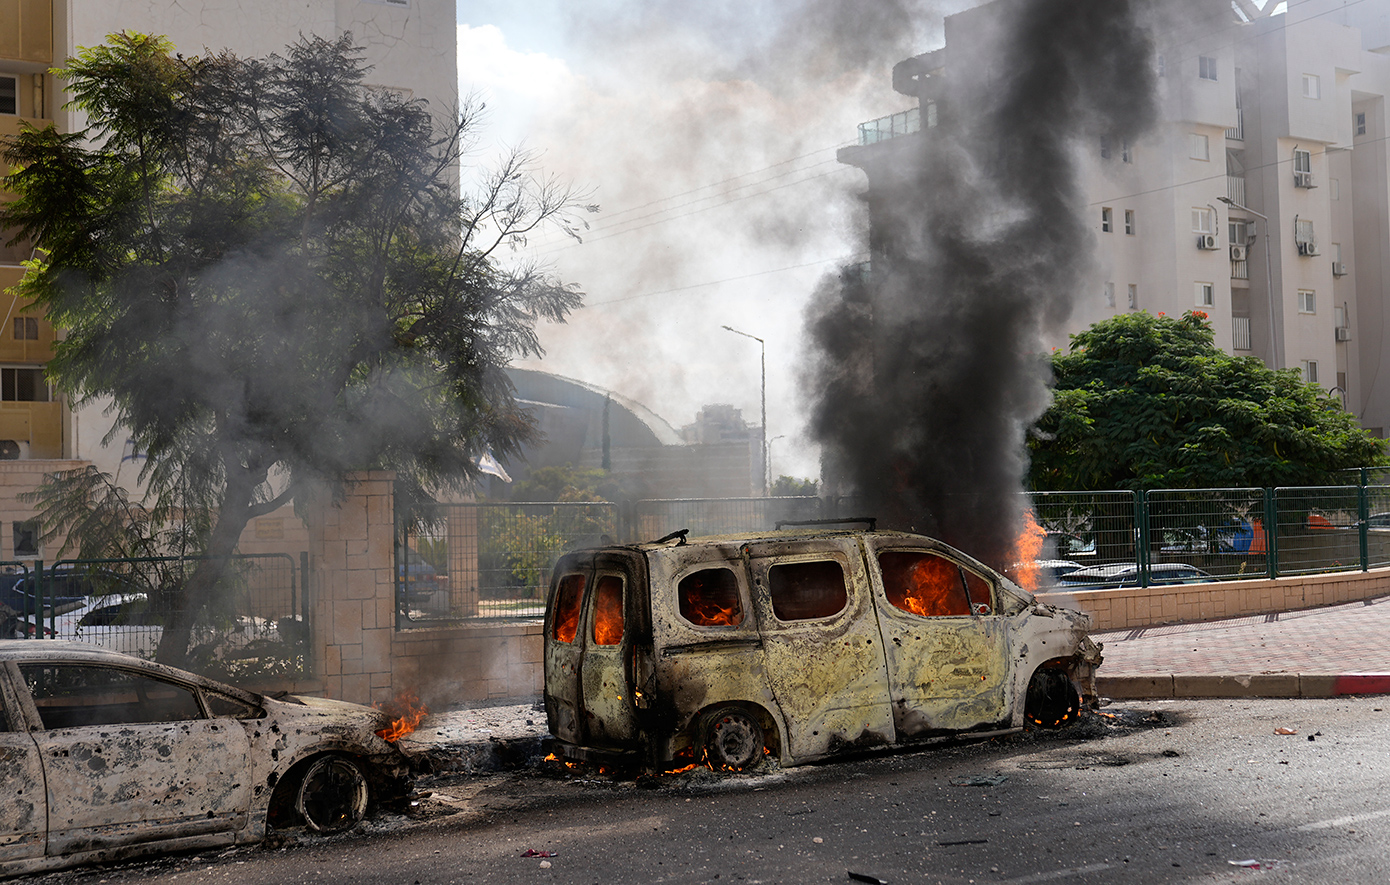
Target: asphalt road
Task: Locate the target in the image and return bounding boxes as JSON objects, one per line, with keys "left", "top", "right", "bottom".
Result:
{"left": 28, "top": 697, "right": 1390, "bottom": 885}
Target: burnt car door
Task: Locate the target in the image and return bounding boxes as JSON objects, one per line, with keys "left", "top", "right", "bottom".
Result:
{"left": 742, "top": 538, "right": 894, "bottom": 761}
{"left": 544, "top": 556, "right": 590, "bottom": 748}
{"left": 577, "top": 552, "right": 644, "bottom": 748}
{"left": 16, "top": 661, "right": 252, "bottom": 855}
{"left": 864, "top": 540, "right": 1011, "bottom": 739}
{"left": 0, "top": 668, "right": 44, "bottom": 864}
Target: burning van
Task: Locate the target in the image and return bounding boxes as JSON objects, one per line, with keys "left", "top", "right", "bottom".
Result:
{"left": 544, "top": 521, "right": 1102, "bottom": 772}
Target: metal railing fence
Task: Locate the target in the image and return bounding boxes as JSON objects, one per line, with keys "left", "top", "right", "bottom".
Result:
{"left": 9, "top": 554, "right": 307, "bottom": 679}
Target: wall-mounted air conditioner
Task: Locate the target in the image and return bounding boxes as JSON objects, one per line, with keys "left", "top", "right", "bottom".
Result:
{"left": 1294, "top": 171, "right": 1316, "bottom": 188}
{"left": 1197, "top": 234, "right": 1219, "bottom": 250}
{"left": 1332, "top": 262, "right": 1348, "bottom": 277}
{"left": 1230, "top": 244, "right": 1247, "bottom": 261}
{"left": 0, "top": 440, "right": 29, "bottom": 460}
{"left": 1298, "top": 241, "right": 1320, "bottom": 256}
{"left": 1335, "top": 327, "right": 1351, "bottom": 342}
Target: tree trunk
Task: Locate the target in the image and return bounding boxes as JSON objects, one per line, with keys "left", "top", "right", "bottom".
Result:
{"left": 154, "top": 468, "right": 260, "bottom": 668}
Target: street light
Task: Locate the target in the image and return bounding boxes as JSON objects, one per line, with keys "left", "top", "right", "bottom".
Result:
{"left": 767, "top": 434, "right": 785, "bottom": 491}
{"left": 721, "top": 324, "right": 767, "bottom": 496}
{"left": 1219, "top": 196, "right": 1280, "bottom": 370}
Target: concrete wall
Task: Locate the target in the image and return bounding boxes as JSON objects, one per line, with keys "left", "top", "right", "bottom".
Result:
{"left": 1039, "top": 566, "right": 1390, "bottom": 632}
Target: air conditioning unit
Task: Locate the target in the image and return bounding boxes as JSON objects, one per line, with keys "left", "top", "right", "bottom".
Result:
{"left": 1335, "top": 327, "right": 1351, "bottom": 342}
{"left": 1197, "top": 234, "right": 1219, "bottom": 250}
{"left": 1230, "top": 244, "right": 1248, "bottom": 261}
{"left": 1298, "top": 241, "right": 1320, "bottom": 256}
{"left": 1294, "top": 171, "right": 1316, "bottom": 188}
{"left": 1332, "top": 262, "right": 1348, "bottom": 277}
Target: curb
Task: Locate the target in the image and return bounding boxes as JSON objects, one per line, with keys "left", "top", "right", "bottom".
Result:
{"left": 1099, "top": 673, "right": 1390, "bottom": 700}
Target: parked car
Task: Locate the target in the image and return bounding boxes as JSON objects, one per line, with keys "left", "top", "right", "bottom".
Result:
{"left": 399, "top": 549, "right": 447, "bottom": 605}
{"left": 1056, "top": 562, "right": 1211, "bottom": 589}
{"left": 544, "top": 524, "right": 1102, "bottom": 772}
{"left": 0, "top": 641, "right": 413, "bottom": 877}
{"left": 48, "top": 593, "right": 165, "bottom": 659}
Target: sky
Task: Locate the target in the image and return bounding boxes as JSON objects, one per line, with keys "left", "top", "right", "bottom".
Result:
{"left": 453, "top": 0, "right": 977, "bottom": 481}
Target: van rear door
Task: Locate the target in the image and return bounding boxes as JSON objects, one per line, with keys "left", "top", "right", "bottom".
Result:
{"left": 576, "top": 552, "right": 644, "bottom": 749}
{"left": 544, "top": 554, "right": 591, "bottom": 747}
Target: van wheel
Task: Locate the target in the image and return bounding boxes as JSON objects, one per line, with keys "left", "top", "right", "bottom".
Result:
{"left": 700, "top": 707, "right": 765, "bottom": 771}
{"left": 295, "top": 755, "right": 369, "bottom": 832}
{"left": 1025, "top": 667, "right": 1081, "bottom": 728}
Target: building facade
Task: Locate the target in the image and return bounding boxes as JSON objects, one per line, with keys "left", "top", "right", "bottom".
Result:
{"left": 0, "top": 0, "right": 456, "bottom": 558}
{"left": 841, "top": 0, "right": 1390, "bottom": 436}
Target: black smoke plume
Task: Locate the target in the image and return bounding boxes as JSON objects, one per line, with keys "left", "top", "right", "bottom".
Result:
{"left": 804, "top": 0, "right": 1160, "bottom": 570}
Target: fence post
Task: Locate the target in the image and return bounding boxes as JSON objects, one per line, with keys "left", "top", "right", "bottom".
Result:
{"left": 1359, "top": 480, "right": 1370, "bottom": 572}
{"left": 31, "top": 560, "right": 43, "bottom": 640}
{"left": 1264, "top": 488, "right": 1279, "bottom": 579}
{"left": 1135, "top": 490, "right": 1150, "bottom": 588}
{"left": 299, "top": 551, "right": 310, "bottom": 626}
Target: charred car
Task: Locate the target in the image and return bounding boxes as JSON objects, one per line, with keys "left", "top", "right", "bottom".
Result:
{"left": 545, "top": 522, "right": 1102, "bottom": 772}
{"left": 0, "top": 641, "right": 411, "bottom": 877}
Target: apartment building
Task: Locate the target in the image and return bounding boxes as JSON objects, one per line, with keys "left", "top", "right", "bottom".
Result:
{"left": 840, "top": 0, "right": 1390, "bottom": 436}
{"left": 0, "top": 0, "right": 456, "bottom": 558}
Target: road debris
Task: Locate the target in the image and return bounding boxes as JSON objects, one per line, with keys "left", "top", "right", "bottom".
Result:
{"left": 522, "top": 849, "right": 558, "bottom": 858}
{"left": 848, "top": 872, "right": 889, "bottom": 884}
{"left": 951, "top": 774, "right": 1008, "bottom": 786}
{"left": 1274, "top": 727, "right": 1297, "bottom": 735}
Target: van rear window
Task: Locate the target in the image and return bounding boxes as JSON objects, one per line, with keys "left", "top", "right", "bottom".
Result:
{"left": 592, "top": 575, "right": 624, "bottom": 645}
{"left": 552, "top": 574, "right": 585, "bottom": 643}
{"left": 768, "top": 560, "right": 848, "bottom": 621}
{"left": 879, "top": 551, "right": 979, "bottom": 617}
{"left": 678, "top": 568, "right": 743, "bottom": 627}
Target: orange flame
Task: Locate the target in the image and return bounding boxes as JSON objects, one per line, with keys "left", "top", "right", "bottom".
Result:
{"left": 1012, "top": 511, "right": 1047, "bottom": 592}
{"left": 593, "top": 576, "right": 625, "bottom": 645}
{"left": 375, "top": 690, "right": 428, "bottom": 742}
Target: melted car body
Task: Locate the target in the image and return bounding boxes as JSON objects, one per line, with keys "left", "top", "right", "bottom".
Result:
{"left": 544, "top": 527, "right": 1102, "bottom": 771}
{"left": 0, "top": 641, "right": 411, "bottom": 877}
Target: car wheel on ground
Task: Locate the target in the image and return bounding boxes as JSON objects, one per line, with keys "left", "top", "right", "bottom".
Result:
{"left": 293, "top": 755, "right": 370, "bottom": 833}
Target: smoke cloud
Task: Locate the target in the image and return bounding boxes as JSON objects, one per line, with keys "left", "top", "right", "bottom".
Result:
{"left": 804, "top": 0, "right": 1160, "bottom": 569}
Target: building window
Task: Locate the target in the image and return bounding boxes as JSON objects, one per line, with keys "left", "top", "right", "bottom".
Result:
{"left": 1302, "top": 74, "right": 1320, "bottom": 100}
{"left": 1195, "top": 282, "right": 1215, "bottom": 308}
{"left": 1104, "top": 281, "right": 1115, "bottom": 307}
{"left": 1298, "top": 289, "right": 1316, "bottom": 314}
{"left": 0, "top": 368, "right": 48, "bottom": 402}
{"left": 1331, "top": 177, "right": 1340, "bottom": 200}
{"left": 1295, "top": 218, "right": 1317, "bottom": 254}
{"left": 1157, "top": 55, "right": 1166, "bottom": 77}
{"left": 12, "top": 520, "right": 38, "bottom": 558}
{"left": 1124, "top": 209, "right": 1136, "bottom": 235}
{"left": 1192, "top": 207, "right": 1214, "bottom": 234}
{"left": 1335, "top": 304, "right": 1346, "bottom": 330}
{"left": 1101, "top": 207, "right": 1113, "bottom": 232}
{"left": 1127, "top": 284, "right": 1138, "bottom": 310}
{"left": 12, "top": 318, "right": 37, "bottom": 340}
{"left": 1190, "top": 133, "right": 1209, "bottom": 161}
{"left": 1121, "top": 140, "right": 1132, "bottom": 163}
{"left": 0, "top": 76, "right": 16, "bottom": 116}
{"left": 1355, "top": 111, "right": 1367, "bottom": 136}
{"left": 1100, "top": 136, "right": 1111, "bottom": 159}
{"left": 1303, "top": 360, "right": 1319, "bottom": 384}
{"left": 1229, "top": 219, "right": 1251, "bottom": 245}
{"left": 1294, "top": 148, "right": 1312, "bottom": 174}
{"left": 1199, "top": 56, "right": 1218, "bottom": 81}
{"left": 925, "top": 99, "right": 938, "bottom": 129}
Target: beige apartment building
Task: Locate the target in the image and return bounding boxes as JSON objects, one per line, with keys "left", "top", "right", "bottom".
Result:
{"left": 0, "top": 0, "right": 456, "bottom": 560}
{"left": 841, "top": 0, "right": 1390, "bottom": 437}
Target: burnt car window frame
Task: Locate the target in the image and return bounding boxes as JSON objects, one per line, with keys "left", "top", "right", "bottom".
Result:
{"left": 673, "top": 564, "right": 749, "bottom": 631}
{"left": 589, "top": 572, "right": 626, "bottom": 647}
{"left": 764, "top": 555, "right": 852, "bottom": 624}
{"left": 18, "top": 662, "right": 206, "bottom": 729}
{"left": 551, "top": 572, "right": 587, "bottom": 644}
{"left": 875, "top": 548, "right": 997, "bottom": 619}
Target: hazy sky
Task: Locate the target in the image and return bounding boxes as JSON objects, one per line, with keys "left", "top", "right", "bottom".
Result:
{"left": 453, "top": 1, "right": 976, "bottom": 479}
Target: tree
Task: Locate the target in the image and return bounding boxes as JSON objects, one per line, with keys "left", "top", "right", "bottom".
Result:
{"left": 770, "top": 475, "right": 818, "bottom": 497}
{"left": 1028, "top": 311, "right": 1385, "bottom": 492}
{"left": 1, "top": 33, "right": 590, "bottom": 665}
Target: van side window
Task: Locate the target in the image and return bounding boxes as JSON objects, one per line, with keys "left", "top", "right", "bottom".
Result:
{"left": 768, "top": 560, "right": 848, "bottom": 621}
{"left": 552, "top": 574, "right": 585, "bottom": 643}
{"left": 678, "top": 568, "right": 744, "bottom": 627}
{"left": 592, "top": 575, "right": 624, "bottom": 645}
{"left": 879, "top": 551, "right": 973, "bottom": 617}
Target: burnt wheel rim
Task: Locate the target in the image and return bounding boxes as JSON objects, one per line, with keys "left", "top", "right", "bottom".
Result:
{"left": 704, "top": 709, "right": 763, "bottom": 771}
{"left": 295, "top": 756, "right": 368, "bottom": 832}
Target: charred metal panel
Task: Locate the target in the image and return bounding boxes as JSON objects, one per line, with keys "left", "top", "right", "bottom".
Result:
{"left": 1007, "top": 604, "right": 1100, "bottom": 726}
{"left": 0, "top": 734, "right": 45, "bottom": 862}
{"left": 875, "top": 608, "right": 1010, "bottom": 737}
{"left": 544, "top": 555, "right": 589, "bottom": 746}
{"left": 39, "top": 720, "right": 251, "bottom": 854}
{"left": 742, "top": 538, "right": 894, "bottom": 761}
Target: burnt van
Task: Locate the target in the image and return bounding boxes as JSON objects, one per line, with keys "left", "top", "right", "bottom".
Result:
{"left": 543, "top": 522, "right": 1102, "bottom": 772}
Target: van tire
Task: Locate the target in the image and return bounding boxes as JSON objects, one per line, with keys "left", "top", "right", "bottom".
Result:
{"left": 699, "top": 706, "right": 765, "bottom": 771}
{"left": 294, "top": 755, "right": 369, "bottom": 832}
{"left": 1025, "top": 666, "right": 1080, "bottom": 728}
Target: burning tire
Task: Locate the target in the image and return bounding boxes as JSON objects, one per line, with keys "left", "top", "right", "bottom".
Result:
{"left": 294, "top": 755, "right": 369, "bottom": 832}
{"left": 1025, "top": 666, "right": 1081, "bottom": 728}
{"left": 699, "top": 706, "right": 765, "bottom": 771}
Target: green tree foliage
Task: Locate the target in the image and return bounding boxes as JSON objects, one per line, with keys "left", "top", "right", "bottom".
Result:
{"left": 770, "top": 475, "right": 819, "bottom": 497}
{"left": 1028, "top": 311, "right": 1385, "bottom": 492}
{"left": 1, "top": 33, "right": 590, "bottom": 664}
{"left": 506, "top": 464, "right": 629, "bottom": 503}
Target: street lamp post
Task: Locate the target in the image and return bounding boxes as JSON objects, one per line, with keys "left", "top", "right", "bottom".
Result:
{"left": 1219, "top": 196, "right": 1280, "bottom": 370}
{"left": 721, "top": 325, "right": 767, "bottom": 496}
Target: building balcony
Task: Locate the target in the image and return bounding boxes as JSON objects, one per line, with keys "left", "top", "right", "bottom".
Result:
{"left": 857, "top": 107, "right": 921, "bottom": 146}
{"left": 1227, "top": 175, "right": 1246, "bottom": 206}
{"left": 1233, "top": 316, "right": 1252, "bottom": 352}
{"left": 1231, "top": 259, "right": 1249, "bottom": 281}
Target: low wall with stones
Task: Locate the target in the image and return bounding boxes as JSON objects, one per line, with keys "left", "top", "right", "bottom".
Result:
{"left": 1037, "top": 566, "right": 1390, "bottom": 632}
